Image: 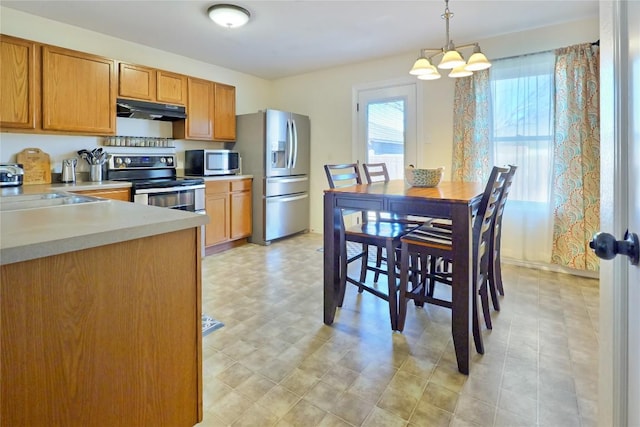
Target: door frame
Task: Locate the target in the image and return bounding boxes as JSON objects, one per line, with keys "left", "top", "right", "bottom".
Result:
{"left": 599, "top": 0, "right": 630, "bottom": 425}
{"left": 351, "top": 77, "right": 424, "bottom": 167}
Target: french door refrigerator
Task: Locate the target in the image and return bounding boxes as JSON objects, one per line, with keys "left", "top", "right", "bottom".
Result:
{"left": 235, "top": 109, "right": 310, "bottom": 245}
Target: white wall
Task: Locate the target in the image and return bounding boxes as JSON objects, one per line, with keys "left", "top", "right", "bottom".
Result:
{"left": 0, "top": 6, "right": 598, "bottom": 234}
{"left": 271, "top": 18, "right": 599, "bottom": 233}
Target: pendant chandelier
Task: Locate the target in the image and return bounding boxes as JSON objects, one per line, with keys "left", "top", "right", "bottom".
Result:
{"left": 409, "top": 0, "right": 491, "bottom": 80}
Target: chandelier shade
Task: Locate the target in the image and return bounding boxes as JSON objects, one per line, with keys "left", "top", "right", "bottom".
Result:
{"left": 465, "top": 50, "right": 492, "bottom": 71}
{"left": 410, "top": 0, "right": 491, "bottom": 80}
{"left": 449, "top": 65, "right": 473, "bottom": 78}
{"left": 438, "top": 50, "right": 465, "bottom": 70}
{"left": 418, "top": 71, "right": 442, "bottom": 80}
{"left": 410, "top": 57, "right": 435, "bottom": 75}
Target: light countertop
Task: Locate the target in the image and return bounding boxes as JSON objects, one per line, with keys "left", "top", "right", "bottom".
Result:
{"left": 1, "top": 180, "right": 132, "bottom": 197}
{"left": 0, "top": 194, "right": 208, "bottom": 266}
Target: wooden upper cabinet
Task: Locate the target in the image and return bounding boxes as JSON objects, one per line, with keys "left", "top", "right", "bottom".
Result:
{"left": 118, "top": 63, "right": 186, "bottom": 106}
{"left": 156, "top": 70, "right": 187, "bottom": 105}
{"left": 118, "top": 63, "right": 155, "bottom": 101}
{"left": 174, "top": 77, "right": 214, "bottom": 141}
{"left": 0, "top": 35, "right": 37, "bottom": 129}
{"left": 42, "top": 45, "right": 115, "bottom": 134}
{"left": 213, "top": 83, "right": 236, "bottom": 141}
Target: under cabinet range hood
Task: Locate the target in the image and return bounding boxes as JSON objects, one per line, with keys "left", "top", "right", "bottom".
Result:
{"left": 116, "top": 98, "right": 187, "bottom": 121}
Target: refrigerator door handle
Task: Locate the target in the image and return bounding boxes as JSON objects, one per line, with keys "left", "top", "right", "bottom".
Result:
{"left": 291, "top": 119, "right": 298, "bottom": 169}
{"left": 286, "top": 118, "right": 293, "bottom": 169}
{"left": 269, "top": 193, "right": 309, "bottom": 203}
{"left": 267, "top": 176, "right": 308, "bottom": 184}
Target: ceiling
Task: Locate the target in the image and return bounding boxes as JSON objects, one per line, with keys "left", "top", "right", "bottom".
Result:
{"left": 1, "top": 1, "right": 599, "bottom": 80}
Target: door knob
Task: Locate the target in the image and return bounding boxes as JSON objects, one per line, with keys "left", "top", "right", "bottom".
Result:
{"left": 589, "top": 230, "right": 639, "bottom": 265}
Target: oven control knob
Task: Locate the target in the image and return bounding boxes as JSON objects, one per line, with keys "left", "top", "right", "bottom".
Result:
{"left": 166, "top": 157, "right": 173, "bottom": 165}
{"left": 115, "top": 158, "right": 123, "bottom": 165}
{"left": 124, "top": 158, "right": 131, "bottom": 165}
{"left": 160, "top": 157, "right": 166, "bottom": 163}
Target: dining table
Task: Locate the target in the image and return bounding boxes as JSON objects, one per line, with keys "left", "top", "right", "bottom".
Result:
{"left": 323, "top": 179, "right": 485, "bottom": 374}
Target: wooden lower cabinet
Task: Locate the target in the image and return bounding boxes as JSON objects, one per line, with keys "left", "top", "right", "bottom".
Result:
{"left": 204, "top": 178, "right": 251, "bottom": 248}
{"left": 0, "top": 228, "right": 203, "bottom": 426}
{"left": 230, "top": 179, "right": 252, "bottom": 239}
{"left": 71, "top": 187, "right": 130, "bottom": 201}
{"left": 205, "top": 185, "right": 229, "bottom": 246}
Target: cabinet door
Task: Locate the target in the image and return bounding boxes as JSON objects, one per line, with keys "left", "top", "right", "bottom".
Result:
{"left": 176, "top": 77, "right": 213, "bottom": 141}
{"left": 213, "top": 83, "right": 236, "bottom": 141}
{"left": 230, "top": 190, "right": 252, "bottom": 239}
{"left": 42, "top": 46, "right": 115, "bottom": 134}
{"left": 205, "top": 193, "right": 229, "bottom": 246}
{"left": 0, "top": 35, "right": 37, "bottom": 129}
{"left": 118, "top": 62, "right": 155, "bottom": 101}
{"left": 156, "top": 70, "right": 186, "bottom": 105}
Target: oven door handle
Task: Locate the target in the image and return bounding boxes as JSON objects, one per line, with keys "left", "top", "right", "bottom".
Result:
{"left": 134, "top": 184, "right": 205, "bottom": 195}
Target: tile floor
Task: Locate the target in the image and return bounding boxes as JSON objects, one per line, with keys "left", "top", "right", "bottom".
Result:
{"left": 197, "top": 233, "right": 599, "bottom": 427}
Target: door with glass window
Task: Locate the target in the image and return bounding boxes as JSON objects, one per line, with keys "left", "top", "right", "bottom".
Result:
{"left": 356, "top": 84, "right": 417, "bottom": 180}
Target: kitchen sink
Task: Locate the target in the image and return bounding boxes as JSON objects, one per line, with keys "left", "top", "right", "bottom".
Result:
{"left": 0, "top": 192, "right": 109, "bottom": 211}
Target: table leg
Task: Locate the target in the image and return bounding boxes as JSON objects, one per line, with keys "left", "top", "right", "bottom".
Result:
{"left": 323, "top": 192, "right": 340, "bottom": 325}
{"left": 451, "top": 204, "right": 473, "bottom": 374}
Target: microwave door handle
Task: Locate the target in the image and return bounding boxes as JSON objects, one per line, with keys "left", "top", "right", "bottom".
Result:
{"left": 292, "top": 119, "right": 298, "bottom": 169}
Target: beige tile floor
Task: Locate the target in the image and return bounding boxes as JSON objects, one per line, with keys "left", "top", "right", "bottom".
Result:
{"left": 197, "top": 233, "right": 599, "bottom": 427}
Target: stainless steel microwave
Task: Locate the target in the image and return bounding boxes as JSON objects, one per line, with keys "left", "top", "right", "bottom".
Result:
{"left": 184, "top": 149, "right": 240, "bottom": 176}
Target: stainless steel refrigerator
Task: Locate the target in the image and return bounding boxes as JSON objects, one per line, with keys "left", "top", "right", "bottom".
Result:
{"left": 235, "top": 109, "right": 310, "bottom": 245}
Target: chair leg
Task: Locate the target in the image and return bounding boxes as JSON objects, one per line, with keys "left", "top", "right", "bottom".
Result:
{"left": 410, "top": 253, "right": 424, "bottom": 307}
{"left": 494, "top": 249, "right": 505, "bottom": 296}
{"left": 479, "top": 279, "right": 493, "bottom": 330}
{"left": 337, "top": 241, "right": 348, "bottom": 308}
{"left": 358, "top": 244, "right": 368, "bottom": 292}
{"left": 488, "top": 268, "right": 501, "bottom": 312}
{"left": 427, "top": 256, "right": 437, "bottom": 297}
{"left": 472, "top": 282, "right": 485, "bottom": 354}
{"left": 373, "top": 246, "right": 383, "bottom": 283}
{"left": 397, "top": 241, "right": 409, "bottom": 332}
{"left": 386, "top": 239, "right": 398, "bottom": 330}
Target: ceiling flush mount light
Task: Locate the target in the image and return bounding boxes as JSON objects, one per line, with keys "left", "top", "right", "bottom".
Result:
{"left": 207, "top": 4, "right": 250, "bottom": 28}
{"left": 409, "top": 0, "right": 491, "bottom": 80}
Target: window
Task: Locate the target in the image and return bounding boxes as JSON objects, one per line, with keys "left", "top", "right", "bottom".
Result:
{"left": 489, "top": 51, "right": 556, "bottom": 264}
{"left": 490, "top": 52, "right": 555, "bottom": 203}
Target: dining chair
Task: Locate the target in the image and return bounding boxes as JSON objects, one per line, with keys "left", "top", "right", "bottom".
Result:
{"left": 324, "top": 162, "right": 416, "bottom": 329}
{"left": 362, "top": 162, "right": 432, "bottom": 283}
{"left": 397, "top": 165, "right": 510, "bottom": 353}
{"left": 487, "top": 165, "right": 517, "bottom": 310}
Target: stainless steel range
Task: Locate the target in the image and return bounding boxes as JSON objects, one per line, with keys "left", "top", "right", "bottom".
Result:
{"left": 106, "top": 153, "right": 205, "bottom": 213}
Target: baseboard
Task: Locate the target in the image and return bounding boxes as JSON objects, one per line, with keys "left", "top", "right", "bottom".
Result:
{"left": 502, "top": 257, "right": 599, "bottom": 279}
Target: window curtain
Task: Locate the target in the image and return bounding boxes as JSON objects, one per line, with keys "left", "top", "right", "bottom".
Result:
{"left": 551, "top": 43, "right": 600, "bottom": 271}
{"left": 451, "top": 70, "right": 491, "bottom": 182}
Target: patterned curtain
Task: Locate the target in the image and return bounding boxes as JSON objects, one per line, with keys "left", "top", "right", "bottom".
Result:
{"left": 551, "top": 43, "right": 600, "bottom": 271}
{"left": 451, "top": 70, "right": 492, "bottom": 182}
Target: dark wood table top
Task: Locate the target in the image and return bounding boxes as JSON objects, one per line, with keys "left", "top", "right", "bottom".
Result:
{"left": 324, "top": 180, "right": 485, "bottom": 204}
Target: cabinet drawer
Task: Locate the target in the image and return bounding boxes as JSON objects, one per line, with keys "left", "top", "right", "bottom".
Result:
{"left": 230, "top": 179, "right": 251, "bottom": 192}
{"left": 206, "top": 180, "right": 230, "bottom": 194}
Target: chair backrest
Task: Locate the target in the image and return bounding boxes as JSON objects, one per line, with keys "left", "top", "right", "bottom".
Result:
{"left": 492, "top": 165, "right": 517, "bottom": 247}
{"left": 324, "top": 163, "right": 362, "bottom": 189}
{"left": 362, "top": 163, "right": 390, "bottom": 184}
{"left": 473, "top": 166, "right": 510, "bottom": 272}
